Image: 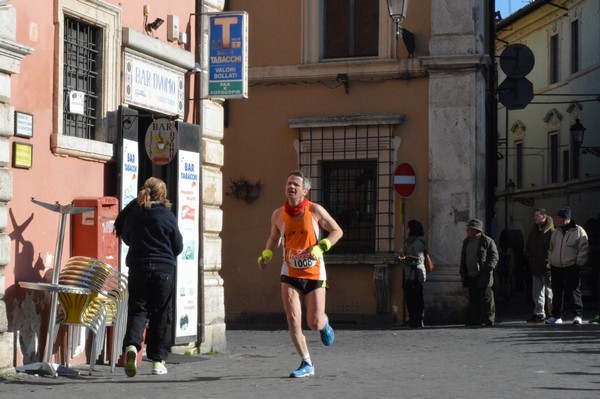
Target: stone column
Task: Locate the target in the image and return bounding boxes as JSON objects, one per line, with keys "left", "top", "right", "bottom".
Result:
{"left": 0, "top": 1, "right": 33, "bottom": 373}
{"left": 198, "top": 0, "right": 226, "bottom": 354}
{"left": 199, "top": 101, "right": 227, "bottom": 353}
{"left": 421, "top": 0, "right": 489, "bottom": 324}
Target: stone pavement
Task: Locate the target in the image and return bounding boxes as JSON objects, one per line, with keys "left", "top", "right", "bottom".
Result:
{"left": 2, "top": 314, "right": 600, "bottom": 399}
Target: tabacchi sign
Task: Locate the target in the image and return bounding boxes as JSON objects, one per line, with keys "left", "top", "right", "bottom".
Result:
{"left": 207, "top": 12, "right": 248, "bottom": 99}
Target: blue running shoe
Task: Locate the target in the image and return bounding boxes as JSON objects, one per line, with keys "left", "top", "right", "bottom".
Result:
{"left": 320, "top": 315, "right": 335, "bottom": 346}
{"left": 289, "top": 361, "right": 314, "bottom": 378}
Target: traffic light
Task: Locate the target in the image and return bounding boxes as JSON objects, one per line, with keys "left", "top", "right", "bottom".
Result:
{"left": 498, "top": 44, "right": 535, "bottom": 110}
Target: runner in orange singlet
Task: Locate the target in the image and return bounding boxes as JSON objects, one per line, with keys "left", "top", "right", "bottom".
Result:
{"left": 258, "top": 170, "right": 343, "bottom": 378}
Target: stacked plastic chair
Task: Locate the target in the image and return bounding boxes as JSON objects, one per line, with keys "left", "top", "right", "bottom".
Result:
{"left": 55, "top": 256, "right": 128, "bottom": 374}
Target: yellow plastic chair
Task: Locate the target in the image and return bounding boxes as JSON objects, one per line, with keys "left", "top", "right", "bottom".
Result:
{"left": 55, "top": 256, "right": 128, "bottom": 374}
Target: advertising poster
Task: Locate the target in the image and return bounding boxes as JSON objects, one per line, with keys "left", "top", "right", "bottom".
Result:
{"left": 175, "top": 149, "right": 200, "bottom": 339}
{"left": 119, "top": 138, "right": 139, "bottom": 273}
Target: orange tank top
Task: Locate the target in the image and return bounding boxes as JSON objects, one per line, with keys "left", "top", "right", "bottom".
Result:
{"left": 281, "top": 202, "right": 326, "bottom": 280}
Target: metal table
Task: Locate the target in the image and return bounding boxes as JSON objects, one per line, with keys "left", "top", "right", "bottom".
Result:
{"left": 15, "top": 199, "right": 94, "bottom": 378}
{"left": 19, "top": 281, "right": 92, "bottom": 295}
{"left": 17, "top": 282, "right": 92, "bottom": 376}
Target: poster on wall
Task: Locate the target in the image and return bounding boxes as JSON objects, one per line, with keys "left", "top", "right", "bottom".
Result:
{"left": 175, "top": 149, "right": 200, "bottom": 340}
{"left": 119, "top": 138, "right": 139, "bottom": 274}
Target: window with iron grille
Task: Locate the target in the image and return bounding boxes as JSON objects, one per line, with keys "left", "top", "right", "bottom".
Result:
{"left": 322, "top": 160, "right": 377, "bottom": 253}
{"left": 292, "top": 118, "right": 401, "bottom": 254}
{"left": 63, "top": 17, "right": 99, "bottom": 140}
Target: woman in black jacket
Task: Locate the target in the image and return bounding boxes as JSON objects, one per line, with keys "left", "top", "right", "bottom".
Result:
{"left": 115, "top": 177, "right": 183, "bottom": 377}
{"left": 400, "top": 220, "right": 427, "bottom": 328}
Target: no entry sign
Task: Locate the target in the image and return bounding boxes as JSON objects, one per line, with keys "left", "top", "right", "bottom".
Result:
{"left": 393, "top": 162, "right": 416, "bottom": 198}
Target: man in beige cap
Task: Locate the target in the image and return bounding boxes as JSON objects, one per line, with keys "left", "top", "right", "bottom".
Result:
{"left": 460, "top": 219, "right": 499, "bottom": 326}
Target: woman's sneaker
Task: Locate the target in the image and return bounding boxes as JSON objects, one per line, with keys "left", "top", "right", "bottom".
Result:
{"left": 289, "top": 361, "right": 314, "bottom": 378}
{"left": 151, "top": 360, "right": 168, "bottom": 375}
{"left": 124, "top": 345, "right": 138, "bottom": 377}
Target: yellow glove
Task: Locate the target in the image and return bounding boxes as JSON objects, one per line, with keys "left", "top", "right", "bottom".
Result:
{"left": 310, "top": 245, "right": 324, "bottom": 258}
{"left": 310, "top": 238, "right": 332, "bottom": 259}
{"left": 258, "top": 249, "right": 273, "bottom": 265}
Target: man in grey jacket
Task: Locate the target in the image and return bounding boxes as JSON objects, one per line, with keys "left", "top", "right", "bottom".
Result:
{"left": 460, "top": 219, "right": 499, "bottom": 327}
{"left": 546, "top": 207, "right": 589, "bottom": 325}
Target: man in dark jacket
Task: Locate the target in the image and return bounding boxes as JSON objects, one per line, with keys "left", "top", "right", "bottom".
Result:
{"left": 460, "top": 219, "right": 499, "bottom": 326}
{"left": 525, "top": 208, "right": 554, "bottom": 322}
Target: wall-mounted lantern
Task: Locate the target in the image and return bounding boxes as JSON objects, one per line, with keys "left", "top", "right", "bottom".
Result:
{"left": 387, "top": 0, "right": 410, "bottom": 39}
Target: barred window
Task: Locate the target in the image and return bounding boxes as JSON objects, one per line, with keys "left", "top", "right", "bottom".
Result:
{"left": 322, "top": 160, "right": 378, "bottom": 253}
{"left": 290, "top": 115, "right": 403, "bottom": 254}
{"left": 63, "top": 17, "right": 100, "bottom": 139}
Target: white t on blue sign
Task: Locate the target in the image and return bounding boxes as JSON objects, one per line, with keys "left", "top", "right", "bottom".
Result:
{"left": 207, "top": 12, "right": 248, "bottom": 99}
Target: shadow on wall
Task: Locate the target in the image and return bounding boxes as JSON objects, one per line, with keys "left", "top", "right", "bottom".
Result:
{"left": 6, "top": 209, "right": 51, "bottom": 365}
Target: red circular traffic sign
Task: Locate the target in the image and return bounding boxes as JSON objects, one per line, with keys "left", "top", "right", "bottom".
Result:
{"left": 393, "top": 162, "right": 416, "bottom": 198}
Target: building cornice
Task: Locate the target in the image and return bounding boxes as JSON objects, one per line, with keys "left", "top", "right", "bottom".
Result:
{"left": 0, "top": 38, "right": 33, "bottom": 74}
{"left": 249, "top": 58, "right": 426, "bottom": 84}
{"left": 420, "top": 54, "right": 491, "bottom": 71}
{"left": 289, "top": 113, "right": 406, "bottom": 128}
{"left": 495, "top": 0, "right": 575, "bottom": 44}
{"left": 122, "top": 27, "right": 195, "bottom": 71}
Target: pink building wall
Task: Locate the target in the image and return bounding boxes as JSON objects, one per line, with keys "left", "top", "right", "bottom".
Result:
{"left": 7, "top": 0, "right": 198, "bottom": 368}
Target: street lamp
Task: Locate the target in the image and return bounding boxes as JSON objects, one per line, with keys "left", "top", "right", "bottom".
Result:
{"left": 570, "top": 118, "right": 600, "bottom": 157}
{"left": 570, "top": 118, "right": 586, "bottom": 148}
{"left": 387, "top": 0, "right": 410, "bottom": 40}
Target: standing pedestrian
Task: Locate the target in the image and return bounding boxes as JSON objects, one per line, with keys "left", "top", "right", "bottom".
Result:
{"left": 545, "top": 207, "right": 589, "bottom": 325}
{"left": 460, "top": 219, "right": 499, "bottom": 326}
{"left": 399, "top": 219, "right": 427, "bottom": 328}
{"left": 525, "top": 208, "right": 554, "bottom": 322}
{"left": 257, "top": 170, "right": 343, "bottom": 378}
{"left": 115, "top": 177, "right": 184, "bottom": 377}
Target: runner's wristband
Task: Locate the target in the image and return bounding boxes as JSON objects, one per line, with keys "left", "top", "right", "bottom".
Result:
{"left": 258, "top": 249, "right": 273, "bottom": 264}
{"left": 318, "top": 238, "right": 332, "bottom": 252}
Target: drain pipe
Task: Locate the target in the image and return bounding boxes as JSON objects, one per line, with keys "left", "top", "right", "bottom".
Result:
{"left": 195, "top": 0, "right": 205, "bottom": 348}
